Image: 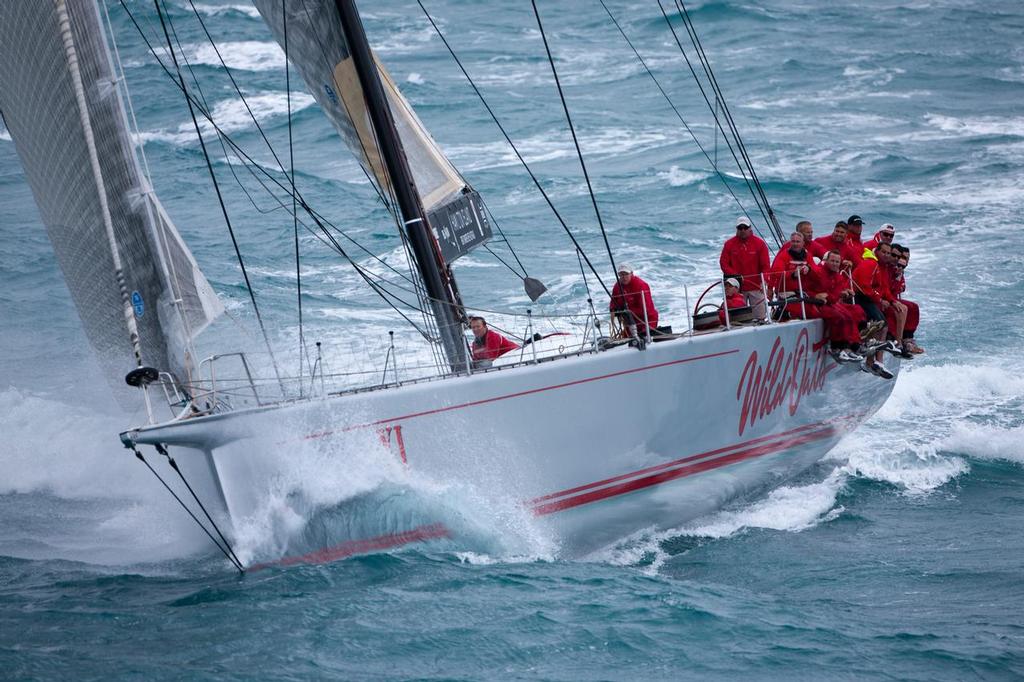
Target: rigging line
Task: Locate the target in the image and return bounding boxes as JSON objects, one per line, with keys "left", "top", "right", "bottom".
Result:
{"left": 531, "top": 0, "right": 619, "bottom": 282}
{"left": 479, "top": 198, "right": 529, "bottom": 279}
{"left": 283, "top": 3, "right": 307, "bottom": 393}
{"left": 129, "top": 447, "right": 244, "bottom": 573}
{"left": 118, "top": 1, "right": 424, "bottom": 292}
{"left": 152, "top": 0, "right": 286, "bottom": 392}
{"left": 155, "top": 443, "right": 246, "bottom": 571}
{"left": 141, "top": 0, "right": 415, "bottom": 286}
{"left": 672, "top": 2, "right": 782, "bottom": 247}
{"left": 183, "top": 0, "right": 417, "bottom": 285}
{"left": 598, "top": 0, "right": 755, "bottom": 223}
{"left": 415, "top": 0, "right": 610, "bottom": 297}
{"left": 672, "top": 0, "right": 781, "bottom": 243}
{"left": 482, "top": 244, "right": 527, "bottom": 280}
{"left": 654, "top": 0, "right": 776, "bottom": 244}
{"left": 292, "top": 0, "right": 442, "bottom": 363}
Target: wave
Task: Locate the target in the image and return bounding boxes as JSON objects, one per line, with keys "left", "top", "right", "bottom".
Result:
{"left": 940, "top": 422, "right": 1024, "bottom": 465}
{"left": 594, "top": 358, "right": 1024, "bottom": 571}
{"left": 137, "top": 91, "right": 316, "bottom": 146}
{"left": 189, "top": 3, "right": 261, "bottom": 19}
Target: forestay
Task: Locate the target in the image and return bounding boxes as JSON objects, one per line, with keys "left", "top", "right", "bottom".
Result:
{"left": 0, "top": 0, "right": 222, "bottom": 403}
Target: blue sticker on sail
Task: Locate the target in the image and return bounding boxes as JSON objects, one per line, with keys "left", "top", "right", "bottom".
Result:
{"left": 131, "top": 291, "right": 144, "bottom": 318}
{"left": 324, "top": 83, "right": 338, "bottom": 105}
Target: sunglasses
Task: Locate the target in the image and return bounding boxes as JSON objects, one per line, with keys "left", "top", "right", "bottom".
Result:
{"left": 736, "top": 225, "right": 752, "bottom": 230}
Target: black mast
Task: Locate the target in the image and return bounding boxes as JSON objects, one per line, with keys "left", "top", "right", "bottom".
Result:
{"left": 334, "top": 0, "right": 467, "bottom": 371}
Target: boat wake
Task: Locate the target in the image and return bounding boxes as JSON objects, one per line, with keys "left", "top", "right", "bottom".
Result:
{"left": 592, "top": 360, "right": 1022, "bottom": 573}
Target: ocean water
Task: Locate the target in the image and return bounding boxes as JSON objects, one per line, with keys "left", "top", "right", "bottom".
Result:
{"left": 2, "top": 0, "right": 1024, "bottom": 678}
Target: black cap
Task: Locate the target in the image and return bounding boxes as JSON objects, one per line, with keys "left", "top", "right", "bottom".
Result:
{"left": 847, "top": 214, "right": 864, "bottom": 226}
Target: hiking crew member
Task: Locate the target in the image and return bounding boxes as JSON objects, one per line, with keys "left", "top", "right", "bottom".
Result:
{"left": 469, "top": 316, "right": 519, "bottom": 366}
{"left": 610, "top": 263, "right": 659, "bottom": 336}
{"left": 810, "top": 251, "right": 866, "bottom": 362}
{"left": 852, "top": 243, "right": 899, "bottom": 378}
{"left": 797, "top": 221, "right": 826, "bottom": 261}
{"left": 842, "top": 215, "right": 867, "bottom": 267}
{"left": 719, "top": 277, "right": 747, "bottom": 325}
{"left": 864, "top": 223, "right": 896, "bottom": 251}
{"left": 771, "top": 231, "right": 820, "bottom": 319}
{"left": 812, "top": 221, "right": 851, "bottom": 271}
{"left": 719, "top": 216, "right": 770, "bottom": 319}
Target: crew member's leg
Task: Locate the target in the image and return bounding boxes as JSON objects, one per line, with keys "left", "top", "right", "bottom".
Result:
{"left": 743, "top": 289, "right": 767, "bottom": 321}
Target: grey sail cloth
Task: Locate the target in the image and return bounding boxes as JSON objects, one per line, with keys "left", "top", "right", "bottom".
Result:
{"left": 0, "top": 0, "right": 223, "bottom": 404}
{"left": 253, "top": 0, "right": 466, "bottom": 211}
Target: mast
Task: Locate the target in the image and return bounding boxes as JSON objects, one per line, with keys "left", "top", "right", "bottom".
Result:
{"left": 334, "top": 0, "right": 467, "bottom": 371}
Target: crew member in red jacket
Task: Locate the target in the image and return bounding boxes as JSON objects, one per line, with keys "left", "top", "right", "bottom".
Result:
{"left": 797, "top": 220, "right": 827, "bottom": 261}
{"left": 469, "top": 316, "right": 519, "bottom": 366}
{"left": 852, "top": 243, "right": 903, "bottom": 377}
{"left": 610, "top": 263, "right": 659, "bottom": 337}
{"left": 811, "top": 222, "right": 852, "bottom": 271}
{"left": 810, "top": 251, "right": 866, "bottom": 362}
{"left": 885, "top": 250, "right": 919, "bottom": 357}
{"left": 719, "top": 216, "right": 770, "bottom": 319}
{"left": 864, "top": 223, "right": 895, "bottom": 250}
{"left": 718, "top": 277, "right": 747, "bottom": 325}
{"left": 891, "top": 246, "right": 923, "bottom": 353}
{"left": 770, "top": 231, "right": 821, "bottom": 319}
{"left": 842, "top": 215, "right": 868, "bottom": 266}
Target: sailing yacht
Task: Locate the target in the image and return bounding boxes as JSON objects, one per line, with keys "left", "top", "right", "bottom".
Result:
{"left": 0, "top": 0, "right": 899, "bottom": 567}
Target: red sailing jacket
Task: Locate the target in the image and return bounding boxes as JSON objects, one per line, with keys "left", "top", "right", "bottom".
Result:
{"left": 807, "top": 238, "right": 829, "bottom": 261}
{"left": 813, "top": 267, "right": 855, "bottom": 305}
{"left": 770, "top": 248, "right": 822, "bottom": 295}
{"left": 853, "top": 257, "right": 894, "bottom": 305}
{"left": 842, "top": 235, "right": 866, "bottom": 266}
{"left": 718, "top": 292, "right": 747, "bottom": 325}
{"left": 719, "top": 234, "right": 770, "bottom": 291}
{"left": 811, "top": 235, "right": 846, "bottom": 261}
{"left": 471, "top": 329, "right": 519, "bottom": 362}
{"left": 887, "top": 265, "right": 906, "bottom": 297}
{"left": 610, "top": 275, "right": 659, "bottom": 329}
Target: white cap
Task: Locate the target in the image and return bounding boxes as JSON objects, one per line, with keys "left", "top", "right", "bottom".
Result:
{"left": 725, "top": 277, "right": 740, "bottom": 288}
{"left": 735, "top": 216, "right": 752, "bottom": 228}
{"left": 879, "top": 223, "right": 895, "bottom": 233}
{"left": 617, "top": 263, "right": 633, "bottom": 274}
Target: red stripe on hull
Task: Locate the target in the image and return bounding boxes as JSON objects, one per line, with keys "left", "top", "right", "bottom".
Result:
{"left": 532, "top": 425, "right": 840, "bottom": 516}
{"left": 250, "top": 522, "right": 451, "bottom": 570}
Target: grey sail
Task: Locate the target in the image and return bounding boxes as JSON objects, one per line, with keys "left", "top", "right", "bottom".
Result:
{"left": 0, "top": 0, "right": 222, "bottom": 403}
{"left": 252, "top": 0, "right": 491, "bottom": 262}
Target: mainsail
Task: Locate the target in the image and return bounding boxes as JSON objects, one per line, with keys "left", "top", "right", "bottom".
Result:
{"left": 253, "top": 0, "right": 491, "bottom": 262}
{"left": 0, "top": 0, "right": 222, "bottom": 402}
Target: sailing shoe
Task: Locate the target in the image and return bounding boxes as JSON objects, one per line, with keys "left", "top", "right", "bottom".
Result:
{"left": 861, "top": 339, "right": 886, "bottom": 356}
{"left": 839, "top": 349, "right": 864, "bottom": 363}
{"left": 870, "top": 363, "right": 895, "bottom": 380}
{"left": 899, "top": 345, "right": 914, "bottom": 359}
{"left": 882, "top": 340, "right": 902, "bottom": 355}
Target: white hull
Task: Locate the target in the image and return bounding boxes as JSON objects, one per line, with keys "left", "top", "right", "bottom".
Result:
{"left": 126, "top": 320, "right": 898, "bottom": 564}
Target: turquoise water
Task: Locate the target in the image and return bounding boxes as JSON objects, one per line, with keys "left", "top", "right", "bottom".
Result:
{"left": 2, "top": 0, "right": 1024, "bottom": 678}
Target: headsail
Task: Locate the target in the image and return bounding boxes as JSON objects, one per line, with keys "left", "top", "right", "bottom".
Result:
{"left": 0, "top": 0, "right": 222, "bottom": 403}
{"left": 253, "top": 0, "right": 491, "bottom": 262}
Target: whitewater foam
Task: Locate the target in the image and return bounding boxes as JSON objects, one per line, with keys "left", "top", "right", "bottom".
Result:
{"left": 940, "top": 422, "right": 1024, "bottom": 465}
{"left": 137, "top": 91, "right": 316, "bottom": 146}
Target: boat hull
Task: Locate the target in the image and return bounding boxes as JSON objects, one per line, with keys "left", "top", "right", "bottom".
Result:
{"left": 127, "top": 320, "right": 898, "bottom": 563}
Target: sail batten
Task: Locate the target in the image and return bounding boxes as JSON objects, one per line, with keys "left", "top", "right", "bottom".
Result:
{"left": 0, "top": 0, "right": 222, "bottom": 403}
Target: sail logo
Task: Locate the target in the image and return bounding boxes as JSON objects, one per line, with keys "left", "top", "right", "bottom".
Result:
{"left": 131, "top": 291, "right": 144, "bottom": 318}
{"left": 735, "top": 329, "right": 833, "bottom": 436}
{"left": 323, "top": 83, "right": 339, "bottom": 106}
